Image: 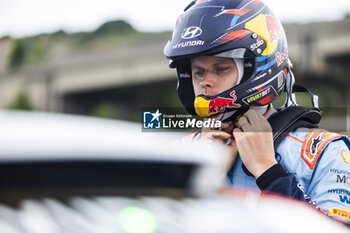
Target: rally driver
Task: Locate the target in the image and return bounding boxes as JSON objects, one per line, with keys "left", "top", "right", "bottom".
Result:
{"left": 163, "top": 0, "right": 350, "bottom": 224}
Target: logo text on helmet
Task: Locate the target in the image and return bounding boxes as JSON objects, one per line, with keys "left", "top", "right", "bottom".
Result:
{"left": 243, "top": 86, "right": 272, "bottom": 105}
{"left": 172, "top": 40, "right": 204, "bottom": 50}
{"left": 275, "top": 47, "right": 288, "bottom": 67}
{"left": 181, "top": 26, "right": 202, "bottom": 39}
{"left": 266, "top": 15, "right": 283, "bottom": 44}
{"left": 179, "top": 73, "right": 191, "bottom": 78}
{"left": 250, "top": 37, "right": 264, "bottom": 51}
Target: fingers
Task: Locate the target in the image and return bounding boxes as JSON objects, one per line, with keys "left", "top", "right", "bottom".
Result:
{"left": 221, "top": 121, "right": 234, "bottom": 134}
{"left": 256, "top": 110, "right": 272, "bottom": 131}
{"left": 233, "top": 127, "right": 242, "bottom": 133}
{"left": 244, "top": 109, "right": 260, "bottom": 126}
{"left": 237, "top": 116, "right": 250, "bottom": 131}
{"left": 235, "top": 110, "right": 272, "bottom": 132}
{"left": 202, "top": 130, "right": 231, "bottom": 141}
{"left": 221, "top": 121, "right": 231, "bottom": 129}
{"left": 231, "top": 109, "right": 276, "bottom": 178}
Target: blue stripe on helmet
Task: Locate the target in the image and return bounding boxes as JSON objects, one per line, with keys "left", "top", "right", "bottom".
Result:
{"left": 257, "top": 59, "right": 276, "bottom": 72}
{"left": 230, "top": 15, "right": 240, "bottom": 26}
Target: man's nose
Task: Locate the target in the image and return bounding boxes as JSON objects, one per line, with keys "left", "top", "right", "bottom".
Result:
{"left": 200, "top": 72, "right": 216, "bottom": 88}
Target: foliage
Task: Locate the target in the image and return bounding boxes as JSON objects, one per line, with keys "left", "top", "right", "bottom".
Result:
{"left": 6, "top": 19, "right": 170, "bottom": 67}
{"left": 93, "top": 20, "right": 136, "bottom": 37}
{"left": 8, "top": 37, "right": 49, "bottom": 68}
{"left": 7, "top": 90, "right": 34, "bottom": 110}
{"left": 91, "top": 102, "right": 117, "bottom": 119}
{"left": 52, "top": 30, "right": 67, "bottom": 38}
{"left": 27, "top": 42, "right": 49, "bottom": 64}
{"left": 8, "top": 39, "right": 26, "bottom": 68}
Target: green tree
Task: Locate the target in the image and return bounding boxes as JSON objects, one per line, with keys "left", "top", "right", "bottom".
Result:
{"left": 93, "top": 20, "right": 136, "bottom": 37}
{"left": 8, "top": 39, "right": 26, "bottom": 68}
{"left": 7, "top": 90, "right": 34, "bottom": 110}
{"left": 91, "top": 102, "right": 116, "bottom": 119}
{"left": 27, "top": 42, "right": 49, "bottom": 64}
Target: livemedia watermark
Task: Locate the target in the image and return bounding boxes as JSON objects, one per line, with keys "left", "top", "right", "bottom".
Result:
{"left": 142, "top": 108, "right": 221, "bottom": 131}
{"left": 141, "top": 107, "right": 349, "bottom": 133}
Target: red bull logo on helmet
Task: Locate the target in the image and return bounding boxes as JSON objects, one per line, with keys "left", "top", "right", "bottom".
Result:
{"left": 208, "top": 90, "right": 241, "bottom": 114}
{"left": 194, "top": 90, "right": 241, "bottom": 117}
{"left": 245, "top": 14, "right": 284, "bottom": 56}
{"left": 275, "top": 46, "right": 288, "bottom": 66}
{"left": 265, "top": 15, "right": 283, "bottom": 45}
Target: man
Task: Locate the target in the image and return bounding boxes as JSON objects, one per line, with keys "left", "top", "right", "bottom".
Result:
{"left": 164, "top": 0, "right": 350, "bottom": 223}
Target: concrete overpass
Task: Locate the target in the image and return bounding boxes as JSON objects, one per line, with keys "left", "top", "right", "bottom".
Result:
{"left": 0, "top": 17, "right": 349, "bottom": 123}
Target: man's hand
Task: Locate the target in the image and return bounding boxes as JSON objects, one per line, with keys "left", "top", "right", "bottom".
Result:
{"left": 200, "top": 121, "right": 238, "bottom": 173}
{"left": 233, "top": 110, "right": 277, "bottom": 178}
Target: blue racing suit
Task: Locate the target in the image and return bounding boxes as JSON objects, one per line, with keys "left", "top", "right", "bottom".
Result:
{"left": 188, "top": 127, "right": 350, "bottom": 223}
{"left": 227, "top": 127, "right": 350, "bottom": 223}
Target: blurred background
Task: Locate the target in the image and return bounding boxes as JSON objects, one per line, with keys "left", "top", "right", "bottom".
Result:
{"left": 0, "top": 0, "right": 349, "bottom": 132}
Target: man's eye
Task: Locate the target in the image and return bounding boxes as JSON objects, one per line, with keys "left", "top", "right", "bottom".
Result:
{"left": 194, "top": 71, "right": 204, "bottom": 76}
{"left": 217, "top": 67, "right": 229, "bottom": 72}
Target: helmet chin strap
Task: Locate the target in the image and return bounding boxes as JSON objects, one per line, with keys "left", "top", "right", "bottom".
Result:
{"left": 214, "top": 105, "right": 269, "bottom": 122}
{"left": 214, "top": 111, "right": 237, "bottom": 121}
{"left": 283, "top": 60, "right": 297, "bottom": 108}
{"left": 214, "top": 109, "right": 245, "bottom": 122}
{"left": 251, "top": 105, "right": 270, "bottom": 115}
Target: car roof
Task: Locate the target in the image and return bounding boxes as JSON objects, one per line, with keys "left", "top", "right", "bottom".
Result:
{"left": 0, "top": 110, "right": 219, "bottom": 163}
{"left": 0, "top": 110, "right": 227, "bottom": 196}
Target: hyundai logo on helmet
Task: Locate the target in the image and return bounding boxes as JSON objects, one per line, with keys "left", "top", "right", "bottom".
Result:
{"left": 181, "top": 26, "right": 202, "bottom": 39}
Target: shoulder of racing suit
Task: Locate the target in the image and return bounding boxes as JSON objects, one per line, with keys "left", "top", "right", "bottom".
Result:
{"left": 182, "top": 116, "right": 350, "bottom": 223}
{"left": 272, "top": 127, "right": 350, "bottom": 223}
